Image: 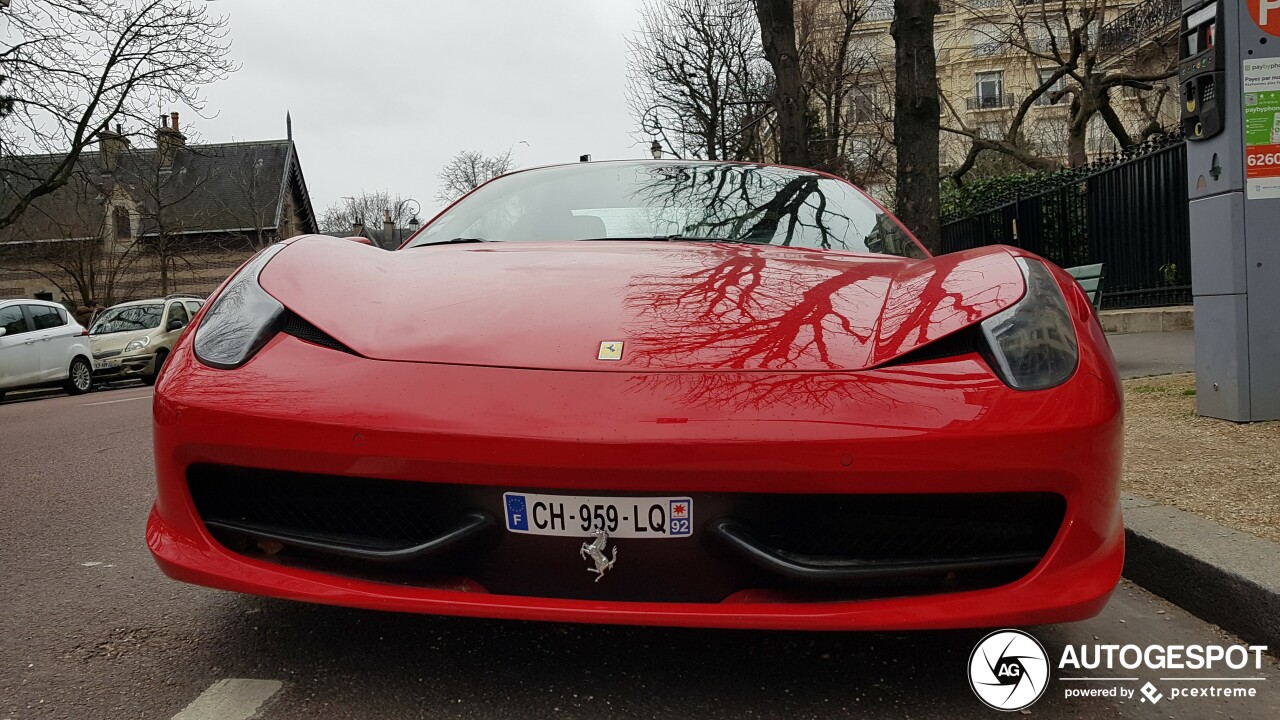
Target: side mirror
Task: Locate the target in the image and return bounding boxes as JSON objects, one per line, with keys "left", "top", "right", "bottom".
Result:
{"left": 167, "top": 320, "right": 185, "bottom": 332}
{"left": 348, "top": 236, "right": 376, "bottom": 246}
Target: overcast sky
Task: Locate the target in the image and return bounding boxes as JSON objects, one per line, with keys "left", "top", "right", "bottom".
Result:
{"left": 194, "top": 0, "right": 648, "bottom": 220}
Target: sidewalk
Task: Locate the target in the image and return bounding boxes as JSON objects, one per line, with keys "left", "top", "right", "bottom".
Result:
{"left": 1123, "top": 494, "right": 1280, "bottom": 649}
{"left": 1106, "top": 337, "right": 1280, "bottom": 650}
{"left": 1107, "top": 329, "right": 1194, "bottom": 378}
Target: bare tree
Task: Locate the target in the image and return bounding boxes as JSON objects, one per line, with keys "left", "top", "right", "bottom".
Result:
{"left": 129, "top": 145, "right": 219, "bottom": 296}
{"left": 627, "top": 0, "right": 771, "bottom": 162}
{"left": 754, "top": 0, "right": 810, "bottom": 166}
{"left": 218, "top": 155, "right": 280, "bottom": 251}
{"left": 891, "top": 0, "right": 941, "bottom": 251}
{"left": 0, "top": 0, "right": 234, "bottom": 230}
{"left": 435, "top": 150, "right": 515, "bottom": 204}
{"left": 943, "top": 0, "right": 1179, "bottom": 177}
{"left": 319, "top": 191, "right": 419, "bottom": 236}
{"left": 795, "top": 0, "right": 900, "bottom": 185}
{"left": 0, "top": 173, "right": 146, "bottom": 306}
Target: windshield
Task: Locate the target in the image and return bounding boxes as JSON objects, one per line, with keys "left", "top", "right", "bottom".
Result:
{"left": 91, "top": 304, "right": 163, "bottom": 335}
{"left": 405, "top": 162, "right": 926, "bottom": 258}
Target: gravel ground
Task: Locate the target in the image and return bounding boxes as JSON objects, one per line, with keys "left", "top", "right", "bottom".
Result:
{"left": 1124, "top": 372, "right": 1280, "bottom": 542}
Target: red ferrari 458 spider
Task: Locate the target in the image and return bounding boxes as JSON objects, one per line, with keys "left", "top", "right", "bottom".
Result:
{"left": 148, "top": 160, "right": 1123, "bottom": 630}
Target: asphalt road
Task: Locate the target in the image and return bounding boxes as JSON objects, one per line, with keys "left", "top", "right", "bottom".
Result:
{"left": 2, "top": 382, "right": 1277, "bottom": 720}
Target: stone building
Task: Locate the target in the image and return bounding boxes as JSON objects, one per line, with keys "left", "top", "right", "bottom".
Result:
{"left": 0, "top": 113, "right": 318, "bottom": 305}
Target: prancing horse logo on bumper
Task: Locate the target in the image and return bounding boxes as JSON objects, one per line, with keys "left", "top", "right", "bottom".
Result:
{"left": 580, "top": 529, "right": 617, "bottom": 582}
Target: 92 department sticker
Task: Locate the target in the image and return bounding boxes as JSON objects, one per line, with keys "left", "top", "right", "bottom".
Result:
{"left": 503, "top": 492, "right": 693, "bottom": 538}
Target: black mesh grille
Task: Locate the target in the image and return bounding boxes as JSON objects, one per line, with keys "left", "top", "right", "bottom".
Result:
{"left": 189, "top": 465, "right": 444, "bottom": 547}
{"left": 186, "top": 464, "right": 1066, "bottom": 602}
{"left": 281, "top": 311, "right": 356, "bottom": 355}
{"left": 757, "top": 494, "right": 1064, "bottom": 562}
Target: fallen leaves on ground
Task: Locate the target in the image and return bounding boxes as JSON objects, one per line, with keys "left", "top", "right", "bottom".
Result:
{"left": 1124, "top": 373, "right": 1280, "bottom": 542}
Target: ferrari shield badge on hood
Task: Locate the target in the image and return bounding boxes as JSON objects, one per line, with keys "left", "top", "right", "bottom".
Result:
{"left": 597, "top": 341, "right": 624, "bottom": 360}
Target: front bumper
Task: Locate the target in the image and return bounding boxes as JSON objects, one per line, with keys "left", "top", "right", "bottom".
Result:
{"left": 149, "top": 331, "right": 1124, "bottom": 630}
{"left": 94, "top": 350, "right": 157, "bottom": 379}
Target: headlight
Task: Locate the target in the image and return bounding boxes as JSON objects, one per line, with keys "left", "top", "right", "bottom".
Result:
{"left": 124, "top": 336, "right": 151, "bottom": 352}
{"left": 979, "top": 257, "right": 1078, "bottom": 391}
{"left": 193, "top": 244, "right": 287, "bottom": 369}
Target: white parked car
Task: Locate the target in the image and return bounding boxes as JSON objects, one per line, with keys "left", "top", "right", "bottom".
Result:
{"left": 0, "top": 299, "right": 94, "bottom": 401}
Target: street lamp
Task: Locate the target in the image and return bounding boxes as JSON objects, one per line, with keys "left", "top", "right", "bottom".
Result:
{"left": 650, "top": 140, "right": 662, "bottom": 160}
{"left": 402, "top": 198, "right": 422, "bottom": 230}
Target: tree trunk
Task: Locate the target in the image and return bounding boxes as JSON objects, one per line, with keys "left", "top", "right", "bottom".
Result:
{"left": 891, "top": 0, "right": 941, "bottom": 253}
{"left": 755, "top": 0, "right": 809, "bottom": 166}
{"left": 1067, "top": 97, "right": 1091, "bottom": 167}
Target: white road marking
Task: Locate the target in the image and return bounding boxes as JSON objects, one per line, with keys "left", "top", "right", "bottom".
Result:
{"left": 171, "top": 679, "right": 282, "bottom": 720}
{"left": 81, "top": 395, "right": 151, "bottom": 406}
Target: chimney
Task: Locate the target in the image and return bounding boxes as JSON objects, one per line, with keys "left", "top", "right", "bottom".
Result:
{"left": 156, "top": 111, "right": 187, "bottom": 168}
{"left": 383, "top": 208, "right": 395, "bottom": 247}
{"left": 351, "top": 220, "right": 364, "bottom": 237}
{"left": 99, "top": 123, "right": 130, "bottom": 173}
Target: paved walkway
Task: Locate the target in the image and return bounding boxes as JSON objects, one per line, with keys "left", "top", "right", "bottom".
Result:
{"left": 1108, "top": 330, "right": 1194, "bottom": 379}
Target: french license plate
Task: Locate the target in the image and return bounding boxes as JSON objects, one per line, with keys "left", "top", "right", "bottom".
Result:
{"left": 93, "top": 359, "right": 120, "bottom": 370}
{"left": 503, "top": 492, "right": 692, "bottom": 538}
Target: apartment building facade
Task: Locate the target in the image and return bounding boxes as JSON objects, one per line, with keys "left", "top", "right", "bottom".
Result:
{"left": 819, "top": 0, "right": 1181, "bottom": 174}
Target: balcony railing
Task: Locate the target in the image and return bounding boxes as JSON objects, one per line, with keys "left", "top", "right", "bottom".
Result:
{"left": 1098, "top": 0, "right": 1180, "bottom": 54}
{"left": 967, "top": 93, "right": 1016, "bottom": 111}
{"left": 971, "top": 41, "right": 1004, "bottom": 57}
{"left": 863, "top": 7, "right": 894, "bottom": 23}
{"left": 859, "top": 1, "right": 955, "bottom": 22}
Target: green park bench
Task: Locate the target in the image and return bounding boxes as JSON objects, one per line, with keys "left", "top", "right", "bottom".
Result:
{"left": 1064, "top": 263, "right": 1105, "bottom": 310}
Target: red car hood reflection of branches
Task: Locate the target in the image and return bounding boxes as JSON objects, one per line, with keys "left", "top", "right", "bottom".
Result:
{"left": 257, "top": 237, "right": 1024, "bottom": 372}
{"left": 622, "top": 244, "right": 1024, "bottom": 371}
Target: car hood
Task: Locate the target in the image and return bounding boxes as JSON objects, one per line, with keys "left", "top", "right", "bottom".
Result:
{"left": 258, "top": 236, "right": 1025, "bottom": 372}
{"left": 90, "top": 329, "right": 152, "bottom": 354}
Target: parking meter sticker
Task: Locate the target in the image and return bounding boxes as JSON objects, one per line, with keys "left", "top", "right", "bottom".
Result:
{"left": 1243, "top": 62, "right": 1280, "bottom": 197}
{"left": 1246, "top": 145, "right": 1280, "bottom": 177}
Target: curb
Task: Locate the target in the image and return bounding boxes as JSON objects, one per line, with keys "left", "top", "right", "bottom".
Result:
{"left": 1099, "top": 307, "right": 1194, "bottom": 334}
{"left": 1121, "top": 494, "right": 1280, "bottom": 649}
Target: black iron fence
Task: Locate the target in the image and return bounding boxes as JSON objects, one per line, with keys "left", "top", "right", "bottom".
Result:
{"left": 940, "top": 134, "right": 1190, "bottom": 309}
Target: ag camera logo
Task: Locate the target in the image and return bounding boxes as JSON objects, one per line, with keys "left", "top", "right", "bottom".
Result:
{"left": 968, "top": 629, "right": 1050, "bottom": 711}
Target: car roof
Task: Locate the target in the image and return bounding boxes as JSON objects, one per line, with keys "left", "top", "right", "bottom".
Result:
{"left": 103, "top": 298, "right": 172, "bottom": 309}
{"left": 0, "top": 298, "right": 66, "bottom": 309}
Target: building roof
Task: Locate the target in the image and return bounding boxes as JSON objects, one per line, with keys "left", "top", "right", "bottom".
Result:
{"left": 0, "top": 137, "right": 318, "bottom": 244}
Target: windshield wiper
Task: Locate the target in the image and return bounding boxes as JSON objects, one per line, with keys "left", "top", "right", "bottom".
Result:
{"left": 413, "top": 237, "right": 492, "bottom": 247}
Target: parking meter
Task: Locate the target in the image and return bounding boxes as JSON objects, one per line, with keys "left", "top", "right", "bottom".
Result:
{"left": 1181, "top": 1, "right": 1226, "bottom": 140}
{"left": 1186, "top": 0, "right": 1280, "bottom": 421}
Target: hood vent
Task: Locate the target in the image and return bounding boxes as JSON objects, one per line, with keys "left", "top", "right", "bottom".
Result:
{"left": 878, "top": 326, "right": 983, "bottom": 368}
{"left": 282, "top": 311, "right": 357, "bottom": 355}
